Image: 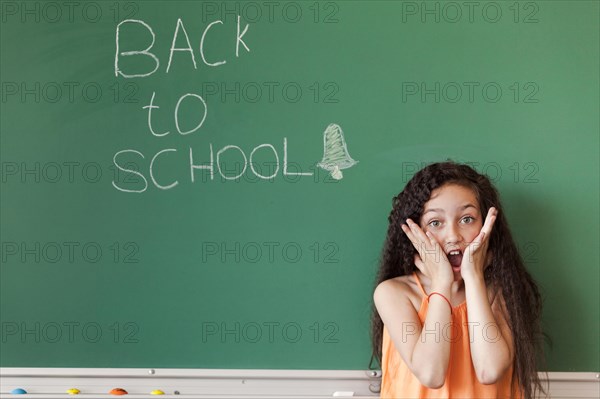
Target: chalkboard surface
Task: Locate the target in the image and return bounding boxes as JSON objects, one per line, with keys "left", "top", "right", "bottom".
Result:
{"left": 1, "top": 1, "right": 598, "bottom": 371}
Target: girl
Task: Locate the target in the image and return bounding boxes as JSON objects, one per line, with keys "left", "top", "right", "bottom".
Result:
{"left": 372, "top": 161, "right": 546, "bottom": 399}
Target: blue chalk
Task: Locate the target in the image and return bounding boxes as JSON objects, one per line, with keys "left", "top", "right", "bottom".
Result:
{"left": 11, "top": 388, "right": 27, "bottom": 394}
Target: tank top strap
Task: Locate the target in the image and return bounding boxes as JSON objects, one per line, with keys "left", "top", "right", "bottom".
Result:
{"left": 412, "top": 271, "right": 428, "bottom": 297}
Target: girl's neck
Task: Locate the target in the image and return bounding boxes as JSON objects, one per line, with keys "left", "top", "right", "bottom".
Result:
{"left": 416, "top": 270, "right": 465, "bottom": 297}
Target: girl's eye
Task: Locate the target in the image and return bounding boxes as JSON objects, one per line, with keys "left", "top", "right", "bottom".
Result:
{"left": 462, "top": 216, "right": 474, "bottom": 223}
{"left": 428, "top": 220, "right": 441, "bottom": 228}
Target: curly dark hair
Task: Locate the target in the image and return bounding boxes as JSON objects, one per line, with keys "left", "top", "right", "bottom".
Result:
{"left": 370, "top": 160, "right": 548, "bottom": 399}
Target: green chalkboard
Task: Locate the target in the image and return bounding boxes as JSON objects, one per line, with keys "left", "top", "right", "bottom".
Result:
{"left": 1, "top": 1, "right": 598, "bottom": 372}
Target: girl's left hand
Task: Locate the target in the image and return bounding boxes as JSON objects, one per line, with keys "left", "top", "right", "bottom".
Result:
{"left": 460, "top": 207, "right": 498, "bottom": 282}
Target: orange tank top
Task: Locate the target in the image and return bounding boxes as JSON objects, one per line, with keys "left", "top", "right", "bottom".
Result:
{"left": 380, "top": 272, "right": 523, "bottom": 399}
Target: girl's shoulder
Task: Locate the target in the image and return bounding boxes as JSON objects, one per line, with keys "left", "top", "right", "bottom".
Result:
{"left": 375, "top": 273, "right": 500, "bottom": 313}
{"left": 374, "top": 274, "right": 424, "bottom": 314}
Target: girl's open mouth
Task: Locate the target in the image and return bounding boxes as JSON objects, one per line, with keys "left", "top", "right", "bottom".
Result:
{"left": 447, "top": 250, "right": 463, "bottom": 271}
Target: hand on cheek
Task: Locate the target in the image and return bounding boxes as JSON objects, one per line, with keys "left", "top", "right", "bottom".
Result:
{"left": 461, "top": 207, "right": 497, "bottom": 281}
{"left": 401, "top": 219, "right": 454, "bottom": 288}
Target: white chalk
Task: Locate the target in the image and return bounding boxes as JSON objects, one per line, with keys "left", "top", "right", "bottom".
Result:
{"left": 333, "top": 392, "right": 354, "bottom": 397}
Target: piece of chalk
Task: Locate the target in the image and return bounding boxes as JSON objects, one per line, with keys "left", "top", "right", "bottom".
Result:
{"left": 333, "top": 392, "right": 354, "bottom": 397}
{"left": 109, "top": 388, "right": 128, "bottom": 395}
{"left": 67, "top": 388, "right": 81, "bottom": 394}
{"left": 11, "top": 388, "right": 27, "bottom": 394}
{"left": 150, "top": 389, "right": 164, "bottom": 395}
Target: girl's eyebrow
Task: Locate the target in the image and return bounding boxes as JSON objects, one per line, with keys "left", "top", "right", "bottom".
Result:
{"left": 423, "top": 208, "right": 443, "bottom": 215}
{"left": 423, "top": 203, "right": 478, "bottom": 215}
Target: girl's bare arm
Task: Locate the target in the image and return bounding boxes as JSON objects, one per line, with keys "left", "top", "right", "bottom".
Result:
{"left": 375, "top": 279, "right": 453, "bottom": 389}
{"left": 464, "top": 278, "right": 514, "bottom": 384}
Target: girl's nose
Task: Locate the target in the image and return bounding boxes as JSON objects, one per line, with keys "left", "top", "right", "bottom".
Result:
{"left": 445, "top": 224, "right": 462, "bottom": 246}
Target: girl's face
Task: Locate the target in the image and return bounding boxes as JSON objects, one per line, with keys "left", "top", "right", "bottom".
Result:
{"left": 419, "top": 183, "right": 484, "bottom": 280}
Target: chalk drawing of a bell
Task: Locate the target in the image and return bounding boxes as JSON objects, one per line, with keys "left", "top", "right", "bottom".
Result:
{"left": 317, "top": 123, "right": 358, "bottom": 180}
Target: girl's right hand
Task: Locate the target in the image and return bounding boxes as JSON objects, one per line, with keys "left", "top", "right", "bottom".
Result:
{"left": 401, "top": 218, "right": 454, "bottom": 289}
